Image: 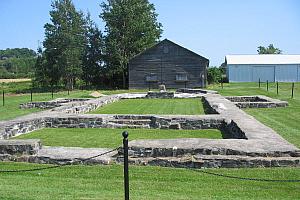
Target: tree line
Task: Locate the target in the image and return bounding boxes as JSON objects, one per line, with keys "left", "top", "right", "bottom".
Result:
{"left": 0, "top": 48, "right": 37, "bottom": 78}
{"left": 34, "top": 0, "right": 163, "bottom": 90}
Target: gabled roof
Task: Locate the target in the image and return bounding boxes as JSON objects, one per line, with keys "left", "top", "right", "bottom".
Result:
{"left": 130, "top": 39, "right": 209, "bottom": 62}
{"left": 226, "top": 54, "right": 300, "bottom": 65}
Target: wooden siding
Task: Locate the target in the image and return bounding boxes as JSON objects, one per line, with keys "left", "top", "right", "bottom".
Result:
{"left": 129, "top": 39, "right": 208, "bottom": 89}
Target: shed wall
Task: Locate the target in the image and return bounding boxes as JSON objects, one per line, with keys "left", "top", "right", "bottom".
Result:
{"left": 228, "top": 64, "right": 300, "bottom": 82}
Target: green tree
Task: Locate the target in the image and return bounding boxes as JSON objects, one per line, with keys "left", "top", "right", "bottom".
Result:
{"left": 82, "top": 13, "right": 105, "bottom": 87}
{"left": 101, "top": 0, "right": 163, "bottom": 88}
{"left": 257, "top": 44, "right": 282, "bottom": 54}
{"left": 43, "top": 0, "right": 86, "bottom": 89}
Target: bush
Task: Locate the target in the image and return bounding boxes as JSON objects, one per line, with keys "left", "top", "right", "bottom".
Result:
{"left": 207, "top": 67, "right": 224, "bottom": 84}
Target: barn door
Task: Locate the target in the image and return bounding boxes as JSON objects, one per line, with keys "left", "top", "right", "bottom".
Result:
{"left": 252, "top": 66, "right": 275, "bottom": 82}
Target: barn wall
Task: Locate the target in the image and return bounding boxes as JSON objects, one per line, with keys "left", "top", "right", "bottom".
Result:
{"left": 129, "top": 40, "right": 208, "bottom": 89}
{"left": 228, "top": 65, "right": 252, "bottom": 82}
{"left": 228, "top": 64, "right": 300, "bottom": 82}
{"left": 275, "top": 65, "right": 298, "bottom": 82}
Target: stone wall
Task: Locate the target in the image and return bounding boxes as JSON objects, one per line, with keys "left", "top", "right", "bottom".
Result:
{"left": 146, "top": 91, "right": 175, "bottom": 98}
{"left": 0, "top": 139, "right": 41, "bottom": 155}
{"left": 20, "top": 98, "right": 91, "bottom": 109}
{"left": 225, "top": 96, "right": 288, "bottom": 109}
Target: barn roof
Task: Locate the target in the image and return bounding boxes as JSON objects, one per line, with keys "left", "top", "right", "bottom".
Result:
{"left": 130, "top": 39, "right": 209, "bottom": 62}
{"left": 226, "top": 55, "right": 300, "bottom": 65}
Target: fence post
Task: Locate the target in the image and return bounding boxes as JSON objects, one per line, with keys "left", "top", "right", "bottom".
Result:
{"left": 221, "top": 79, "right": 223, "bottom": 89}
{"left": 266, "top": 80, "right": 269, "bottom": 91}
{"left": 51, "top": 87, "right": 54, "bottom": 99}
{"left": 30, "top": 89, "right": 33, "bottom": 102}
{"left": 292, "top": 82, "right": 294, "bottom": 99}
{"left": 122, "top": 131, "right": 129, "bottom": 200}
{"left": 2, "top": 90, "right": 4, "bottom": 106}
{"left": 259, "top": 78, "right": 260, "bottom": 88}
{"left": 276, "top": 81, "right": 279, "bottom": 95}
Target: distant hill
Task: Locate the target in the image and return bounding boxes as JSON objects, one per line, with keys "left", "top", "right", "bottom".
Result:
{"left": 0, "top": 48, "right": 37, "bottom": 78}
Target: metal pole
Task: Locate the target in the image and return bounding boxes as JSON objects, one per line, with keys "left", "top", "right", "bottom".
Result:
{"left": 122, "top": 131, "right": 129, "bottom": 200}
{"left": 221, "top": 79, "right": 223, "bottom": 89}
{"left": 51, "top": 87, "right": 54, "bottom": 99}
{"left": 2, "top": 90, "right": 4, "bottom": 106}
{"left": 68, "top": 88, "right": 70, "bottom": 95}
{"left": 276, "top": 81, "right": 279, "bottom": 95}
{"left": 30, "top": 89, "right": 33, "bottom": 102}
{"left": 292, "top": 82, "right": 294, "bottom": 99}
{"left": 259, "top": 78, "right": 260, "bottom": 88}
{"left": 266, "top": 80, "right": 269, "bottom": 91}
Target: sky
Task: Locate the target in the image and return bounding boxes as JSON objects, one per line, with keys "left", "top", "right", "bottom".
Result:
{"left": 0, "top": 0, "right": 299, "bottom": 66}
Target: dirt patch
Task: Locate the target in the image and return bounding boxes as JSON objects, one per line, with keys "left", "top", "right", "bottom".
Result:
{"left": 0, "top": 79, "right": 31, "bottom": 83}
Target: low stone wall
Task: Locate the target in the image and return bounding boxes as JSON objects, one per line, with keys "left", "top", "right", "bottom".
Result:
{"left": 0, "top": 118, "right": 46, "bottom": 139}
{"left": 146, "top": 91, "right": 175, "bottom": 98}
{"left": 225, "top": 96, "right": 288, "bottom": 109}
{"left": 44, "top": 114, "right": 225, "bottom": 130}
{"left": 176, "top": 88, "right": 218, "bottom": 94}
{"left": 20, "top": 98, "right": 92, "bottom": 109}
{"left": 0, "top": 139, "right": 41, "bottom": 155}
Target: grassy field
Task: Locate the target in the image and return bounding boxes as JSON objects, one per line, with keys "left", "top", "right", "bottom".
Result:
{"left": 209, "top": 82, "right": 300, "bottom": 147}
{"left": 13, "top": 128, "right": 222, "bottom": 148}
{"left": 0, "top": 162, "right": 299, "bottom": 200}
{"left": 90, "top": 98, "right": 205, "bottom": 115}
{"left": 0, "top": 81, "right": 150, "bottom": 121}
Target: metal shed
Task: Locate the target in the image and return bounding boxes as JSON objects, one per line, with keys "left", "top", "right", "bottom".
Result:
{"left": 225, "top": 55, "right": 300, "bottom": 82}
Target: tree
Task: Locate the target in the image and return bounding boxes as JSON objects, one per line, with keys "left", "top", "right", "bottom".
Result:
{"left": 82, "top": 13, "right": 105, "bottom": 86}
{"left": 257, "top": 44, "right": 282, "bottom": 54}
{"left": 101, "top": 0, "right": 163, "bottom": 88}
{"left": 42, "top": 0, "right": 86, "bottom": 89}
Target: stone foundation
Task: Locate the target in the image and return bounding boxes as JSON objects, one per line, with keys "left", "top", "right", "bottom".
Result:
{"left": 146, "top": 91, "right": 175, "bottom": 98}
{"left": 225, "top": 95, "right": 288, "bottom": 108}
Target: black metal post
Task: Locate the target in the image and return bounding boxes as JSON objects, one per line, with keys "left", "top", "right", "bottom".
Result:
{"left": 266, "top": 80, "right": 269, "bottom": 91}
{"left": 276, "top": 81, "right": 279, "bottom": 95}
{"left": 30, "top": 89, "right": 33, "bottom": 102}
{"left": 148, "top": 82, "right": 150, "bottom": 91}
{"left": 185, "top": 81, "right": 187, "bottom": 88}
{"left": 122, "top": 131, "right": 129, "bottom": 200}
{"left": 259, "top": 78, "right": 260, "bottom": 88}
{"left": 68, "top": 88, "right": 70, "bottom": 95}
{"left": 221, "top": 79, "right": 223, "bottom": 89}
{"left": 51, "top": 87, "right": 54, "bottom": 99}
{"left": 2, "top": 90, "right": 4, "bottom": 106}
{"left": 292, "top": 82, "right": 294, "bottom": 99}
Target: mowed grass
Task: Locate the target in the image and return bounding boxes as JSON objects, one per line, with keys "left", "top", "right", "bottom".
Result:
{"left": 90, "top": 98, "right": 205, "bottom": 115}
{"left": 14, "top": 128, "right": 222, "bottom": 148}
{"left": 0, "top": 162, "right": 299, "bottom": 200}
{"left": 209, "top": 82, "right": 300, "bottom": 147}
{"left": 0, "top": 81, "right": 150, "bottom": 121}
{"left": 0, "top": 90, "right": 94, "bottom": 121}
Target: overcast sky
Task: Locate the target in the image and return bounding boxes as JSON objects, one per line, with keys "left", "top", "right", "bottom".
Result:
{"left": 0, "top": 0, "right": 299, "bottom": 66}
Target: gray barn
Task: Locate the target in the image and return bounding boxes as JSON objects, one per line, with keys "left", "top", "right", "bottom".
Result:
{"left": 129, "top": 39, "right": 209, "bottom": 89}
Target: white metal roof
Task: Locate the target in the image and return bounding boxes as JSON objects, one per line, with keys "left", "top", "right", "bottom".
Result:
{"left": 226, "top": 55, "right": 300, "bottom": 65}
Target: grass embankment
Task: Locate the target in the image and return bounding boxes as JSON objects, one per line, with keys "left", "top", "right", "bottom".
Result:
{"left": 90, "top": 98, "right": 205, "bottom": 115}
{"left": 209, "top": 82, "right": 300, "bottom": 147}
{"left": 14, "top": 128, "right": 222, "bottom": 148}
{"left": 0, "top": 162, "right": 299, "bottom": 200}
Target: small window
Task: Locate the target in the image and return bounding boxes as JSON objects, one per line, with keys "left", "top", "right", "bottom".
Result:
{"left": 146, "top": 73, "right": 158, "bottom": 82}
{"left": 163, "top": 46, "right": 169, "bottom": 54}
{"left": 176, "top": 74, "right": 188, "bottom": 81}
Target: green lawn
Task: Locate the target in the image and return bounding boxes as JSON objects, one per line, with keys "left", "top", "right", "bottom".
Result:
{"left": 14, "top": 128, "right": 222, "bottom": 148}
{"left": 209, "top": 82, "right": 300, "bottom": 148}
{"left": 0, "top": 162, "right": 299, "bottom": 200}
{"left": 0, "top": 90, "right": 94, "bottom": 121}
{"left": 90, "top": 98, "right": 205, "bottom": 115}
{"left": 0, "top": 81, "right": 150, "bottom": 121}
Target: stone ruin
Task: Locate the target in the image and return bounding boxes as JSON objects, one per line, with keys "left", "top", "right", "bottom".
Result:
{"left": 0, "top": 89, "right": 299, "bottom": 168}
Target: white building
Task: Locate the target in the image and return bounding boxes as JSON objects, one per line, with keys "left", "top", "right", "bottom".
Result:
{"left": 225, "top": 55, "right": 300, "bottom": 82}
